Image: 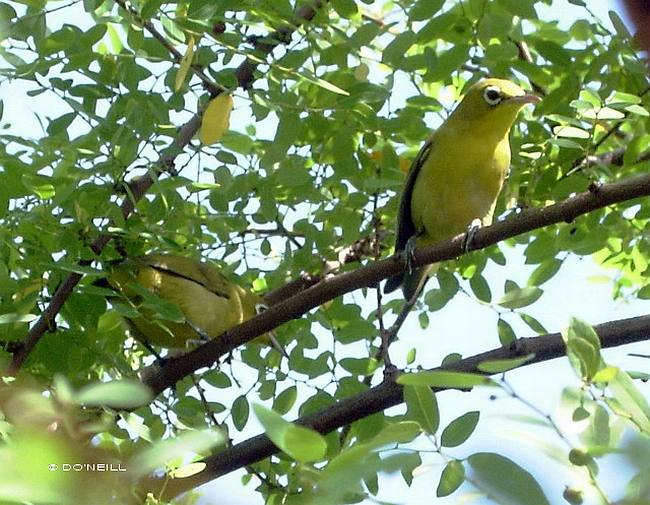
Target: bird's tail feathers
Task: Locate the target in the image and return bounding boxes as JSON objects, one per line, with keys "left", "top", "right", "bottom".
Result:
{"left": 384, "top": 274, "right": 403, "bottom": 294}
{"left": 401, "top": 263, "right": 439, "bottom": 301}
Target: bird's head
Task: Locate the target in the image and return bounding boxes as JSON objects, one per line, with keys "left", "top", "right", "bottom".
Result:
{"left": 453, "top": 78, "right": 541, "bottom": 133}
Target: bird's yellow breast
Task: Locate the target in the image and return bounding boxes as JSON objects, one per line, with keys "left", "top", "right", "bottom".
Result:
{"left": 411, "top": 123, "right": 511, "bottom": 246}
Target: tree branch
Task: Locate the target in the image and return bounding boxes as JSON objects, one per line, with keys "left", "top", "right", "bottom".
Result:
{"left": 6, "top": 0, "right": 329, "bottom": 375}
{"left": 147, "top": 313, "right": 650, "bottom": 500}
{"left": 141, "top": 172, "right": 650, "bottom": 395}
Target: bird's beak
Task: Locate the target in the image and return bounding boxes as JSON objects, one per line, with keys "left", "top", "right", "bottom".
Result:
{"left": 508, "top": 93, "right": 541, "bottom": 105}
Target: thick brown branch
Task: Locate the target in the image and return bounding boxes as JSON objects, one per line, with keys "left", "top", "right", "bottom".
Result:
{"left": 147, "top": 313, "right": 650, "bottom": 499}
{"left": 140, "top": 172, "right": 650, "bottom": 394}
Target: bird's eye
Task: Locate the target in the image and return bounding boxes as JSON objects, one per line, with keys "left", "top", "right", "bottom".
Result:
{"left": 255, "top": 303, "right": 268, "bottom": 315}
{"left": 483, "top": 86, "right": 502, "bottom": 106}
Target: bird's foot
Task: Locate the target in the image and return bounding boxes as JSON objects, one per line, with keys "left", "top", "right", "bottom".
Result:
{"left": 461, "top": 218, "right": 483, "bottom": 253}
{"left": 404, "top": 235, "right": 418, "bottom": 274}
{"left": 255, "top": 303, "right": 288, "bottom": 359}
{"left": 139, "top": 339, "right": 167, "bottom": 367}
{"left": 269, "top": 331, "right": 288, "bottom": 359}
{"left": 186, "top": 320, "right": 211, "bottom": 346}
{"left": 588, "top": 180, "right": 603, "bottom": 194}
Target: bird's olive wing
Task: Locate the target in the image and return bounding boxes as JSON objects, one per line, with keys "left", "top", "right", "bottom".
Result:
{"left": 393, "top": 138, "right": 433, "bottom": 252}
{"left": 141, "top": 255, "right": 230, "bottom": 299}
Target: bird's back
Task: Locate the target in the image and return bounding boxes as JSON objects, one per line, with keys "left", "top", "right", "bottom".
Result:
{"left": 109, "top": 254, "right": 263, "bottom": 348}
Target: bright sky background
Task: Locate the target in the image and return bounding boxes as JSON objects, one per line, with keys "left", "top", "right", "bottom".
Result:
{"left": 2, "top": 1, "right": 649, "bottom": 504}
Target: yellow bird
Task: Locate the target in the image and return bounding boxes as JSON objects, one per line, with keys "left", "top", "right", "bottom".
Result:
{"left": 384, "top": 78, "right": 540, "bottom": 300}
{"left": 107, "top": 254, "right": 283, "bottom": 353}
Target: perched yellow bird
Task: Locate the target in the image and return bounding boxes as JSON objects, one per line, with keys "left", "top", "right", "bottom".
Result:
{"left": 107, "top": 254, "right": 282, "bottom": 352}
{"left": 385, "top": 78, "right": 540, "bottom": 300}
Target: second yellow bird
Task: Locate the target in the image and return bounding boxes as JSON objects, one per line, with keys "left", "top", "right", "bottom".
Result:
{"left": 108, "top": 254, "right": 280, "bottom": 351}
{"left": 385, "top": 78, "right": 540, "bottom": 300}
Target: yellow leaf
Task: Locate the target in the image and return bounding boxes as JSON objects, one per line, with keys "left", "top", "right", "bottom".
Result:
{"left": 174, "top": 36, "right": 195, "bottom": 92}
{"left": 199, "top": 93, "right": 233, "bottom": 145}
{"left": 169, "top": 462, "right": 206, "bottom": 478}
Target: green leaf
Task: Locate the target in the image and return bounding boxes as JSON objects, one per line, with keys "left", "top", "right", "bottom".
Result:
{"left": 397, "top": 371, "right": 496, "bottom": 389}
{"left": 312, "top": 75, "right": 350, "bottom": 96}
{"left": 580, "top": 89, "right": 601, "bottom": 107}
{"left": 174, "top": 36, "right": 195, "bottom": 91}
{"left": 468, "top": 452, "right": 550, "bottom": 505}
{"left": 339, "top": 357, "right": 380, "bottom": 376}
{"left": 469, "top": 273, "right": 491, "bottom": 302}
{"left": 608, "top": 10, "right": 631, "bottom": 39}
{"left": 47, "top": 112, "right": 75, "bottom": 136}
{"left": 21, "top": 174, "right": 55, "bottom": 199}
{"left": 332, "top": 0, "right": 358, "bottom": 17}
{"left": 498, "top": 0, "right": 537, "bottom": 18}
{"left": 273, "top": 386, "right": 298, "bottom": 415}
{"left": 528, "top": 258, "right": 562, "bottom": 286}
{"left": 406, "top": 348, "right": 416, "bottom": 365}
{"left": 625, "top": 104, "right": 649, "bottom": 117}
{"left": 497, "top": 287, "right": 543, "bottom": 309}
{"left": 39, "top": 25, "right": 77, "bottom": 55}
{"left": 202, "top": 370, "right": 232, "bottom": 388}
{"left": 371, "top": 421, "right": 421, "bottom": 446}
{"left": 580, "top": 106, "right": 624, "bottom": 120}
{"left": 383, "top": 31, "right": 416, "bottom": 67}
{"left": 75, "top": 380, "right": 152, "bottom": 408}
{"left": 403, "top": 385, "right": 439, "bottom": 435}
{"left": 566, "top": 337, "right": 600, "bottom": 381}
{"left": 591, "top": 366, "right": 619, "bottom": 383}
{"left": 584, "top": 405, "right": 610, "bottom": 447}
{"left": 519, "top": 313, "right": 547, "bottom": 334}
{"left": 141, "top": 0, "right": 166, "bottom": 19}
{"left": 0, "top": 313, "right": 37, "bottom": 325}
{"left": 478, "top": 12, "right": 514, "bottom": 44}
{"left": 232, "top": 396, "right": 249, "bottom": 431}
{"left": 400, "top": 452, "right": 422, "bottom": 486}
{"left": 437, "top": 460, "right": 465, "bottom": 497}
{"left": 441, "top": 411, "right": 480, "bottom": 447}
{"left": 417, "top": 12, "right": 459, "bottom": 44}
{"left": 478, "top": 354, "right": 535, "bottom": 374}
{"left": 427, "top": 45, "right": 469, "bottom": 81}
{"left": 553, "top": 125, "right": 590, "bottom": 139}
{"left": 608, "top": 91, "right": 641, "bottom": 104}
{"left": 562, "top": 318, "right": 602, "bottom": 380}
{"left": 409, "top": 0, "right": 444, "bottom": 21}
{"left": 606, "top": 369, "right": 650, "bottom": 432}
{"left": 497, "top": 318, "right": 517, "bottom": 345}
{"left": 253, "top": 404, "right": 327, "bottom": 463}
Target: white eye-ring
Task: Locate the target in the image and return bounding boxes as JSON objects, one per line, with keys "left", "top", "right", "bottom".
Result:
{"left": 255, "top": 303, "right": 269, "bottom": 315}
{"left": 483, "top": 85, "right": 502, "bottom": 106}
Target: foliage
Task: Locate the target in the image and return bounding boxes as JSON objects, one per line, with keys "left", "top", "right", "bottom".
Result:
{"left": 0, "top": 0, "right": 649, "bottom": 504}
